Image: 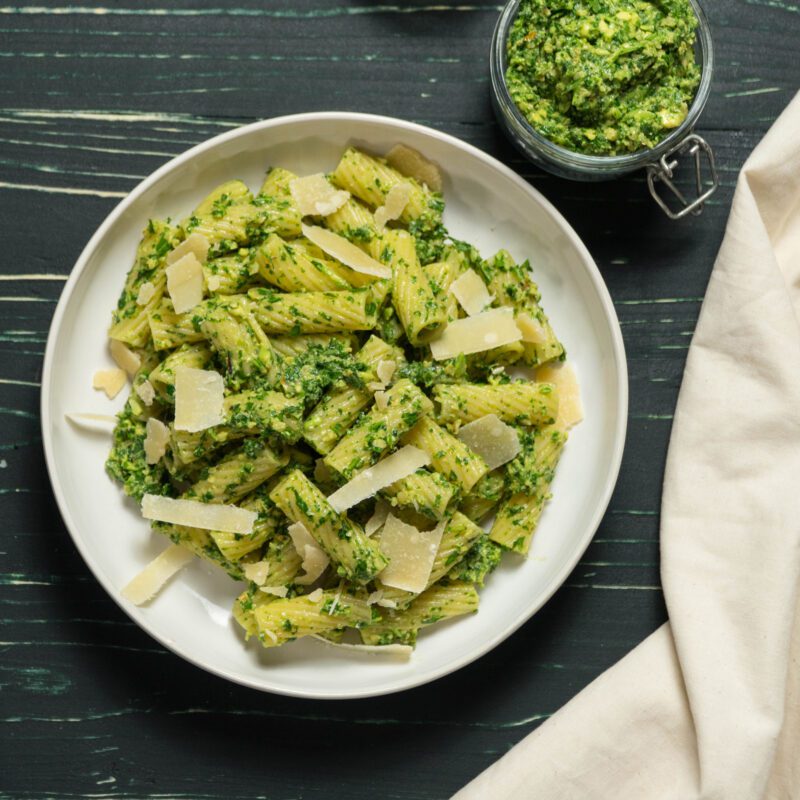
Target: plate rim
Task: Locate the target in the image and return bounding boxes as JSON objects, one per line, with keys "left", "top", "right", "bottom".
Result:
{"left": 40, "top": 111, "right": 628, "bottom": 699}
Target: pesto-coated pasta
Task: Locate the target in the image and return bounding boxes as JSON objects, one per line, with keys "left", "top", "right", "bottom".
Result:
{"left": 104, "top": 146, "right": 575, "bottom": 658}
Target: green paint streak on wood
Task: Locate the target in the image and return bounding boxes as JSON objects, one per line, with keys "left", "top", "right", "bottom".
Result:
{"left": 0, "top": 406, "right": 37, "bottom": 419}
{"left": 724, "top": 86, "right": 784, "bottom": 98}
{"left": 0, "top": 665, "right": 71, "bottom": 695}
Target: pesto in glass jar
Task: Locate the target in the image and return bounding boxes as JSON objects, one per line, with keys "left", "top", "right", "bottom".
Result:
{"left": 505, "top": 0, "right": 702, "bottom": 156}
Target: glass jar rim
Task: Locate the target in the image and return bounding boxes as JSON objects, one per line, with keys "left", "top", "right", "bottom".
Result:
{"left": 490, "top": 0, "right": 715, "bottom": 174}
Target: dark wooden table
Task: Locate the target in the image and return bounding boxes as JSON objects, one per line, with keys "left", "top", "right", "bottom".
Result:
{"left": 1, "top": 3, "right": 796, "bottom": 798}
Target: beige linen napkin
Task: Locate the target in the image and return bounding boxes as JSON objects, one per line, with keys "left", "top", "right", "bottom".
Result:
{"left": 455, "top": 92, "right": 800, "bottom": 800}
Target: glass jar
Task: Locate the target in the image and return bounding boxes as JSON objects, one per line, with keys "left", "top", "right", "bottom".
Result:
{"left": 489, "top": 0, "right": 718, "bottom": 218}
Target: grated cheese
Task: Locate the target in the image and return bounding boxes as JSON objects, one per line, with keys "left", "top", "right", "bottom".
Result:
{"left": 120, "top": 543, "right": 193, "bottom": 606}
{"left": 141, "top": 494, "right": 257, "bottom": 534}
{"left": 536, "top": 362, "right": 583, "bottom": 429}
{"left": 374, "top": 390, "right": 388, "bottom": 411}
{"left": 301, "top": 224, "right": 392, "bottom": 279}
{"left": 287, "top": 521, "right": 330, "bottom": 586}
{"left": 456, "top": 414, "right": 521, "bottom": 470}
{"left": 135, "top": 379, "right": 156, "bottom": 407}
{"left": 143, "top": 417, "right": 170, "bottom": 465}
{"left": 386, "top": 143, "right": 443, "bottom": 192}
{"left": 92, "top": 368, "right": 127, "bottom": 399}
{"left": 515, "top": 311, "right": 548, "bottom": 344}
{"left": 290, "top": 173, "right": 350, "bottom": 217}
{"left": 374, "top": 182, "right": 412, "bottom": 229}
{"left": 376, "top": 597, "right": 397, "bottom": 609}
{"left": 306, "top": 587, "right": 324, "bottom": 603}
{"left": 449, "top": 269, "right": 494, "bottom": 316}
{"left": 377, "top": 513, "right": 443, "bottom": 594}
{"left": 365, "top": 498, "right": 392, "bottom": 536}
{"left": 367, "top": 381, "right": 385, "bottom": 393}
{"left": 206, "top": 274, "right": 221, "bottom": 292}
{"left": 167, "top": 232, "right": 210, "bottom": 266}
{"left": 367, "top": 589, "right": 384, "bottom": 605}
{"left": 243, "top": 560, "right": 270, "bottom": 586}
{"left": 376, "top": 359, "right": 396, "bottom": 384}
{"left": 136, "top": 281, "right": 156, "bottom": 306}
{"left": 109, "top": 339, "right": 141, "bottom": 377}
{"left": 429, "top": 307, "right": 522, "bottom": 361}
{"left": 173, "top": 366, "right": 224, "bottom": 432}
{"left": 64, "top": 412, "right": 116, "bottom": 432}
{"left": 166, "top": 252, "right": 204, "bottom": 314}
{"left": 327, "top": 445, "right": 431, "bottom": 512}
{"left": 260, "top": 585, "right": 289, "bottom": 598}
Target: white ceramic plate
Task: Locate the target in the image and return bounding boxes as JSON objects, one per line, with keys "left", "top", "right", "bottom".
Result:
{"left": 41, "top": 113, "right": 627, "bottom": 699}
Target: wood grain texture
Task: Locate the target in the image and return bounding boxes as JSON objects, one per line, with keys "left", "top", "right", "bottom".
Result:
{"left": 0, "top": 0, "right": 796, "bottom": 797}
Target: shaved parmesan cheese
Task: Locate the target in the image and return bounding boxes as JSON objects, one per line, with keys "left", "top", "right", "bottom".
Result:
{"left": 376, "top": 597, "right": 398, "bottom": 609}
{"left": 260, "top": 585, "right": 289, "bottom": 598}
{"left": 109, "top": 339, "right": 141, "bottom": 377}
{"left": 166, "top": 252, "right": 204, "bottom": 314}
{"left": 378, "top": 513, "right": 443, "bottom": 594}
{"left": 64, "top": 412, "right": 117, "bottom": 433}
{"left": 287, "top": 522, "right": 330, "bottom": 586}
{"left": 306, "top": 587, "right": 324, "bottom": 603}
{"left": 141, "top": 494, "right": 256, "bottom": 534}
{"left": 374, "top": 182, "right": 412, "bottom": 229}
{"left": 367, "top": 590, "right": 384, "bottom": 605}
{"left": 367, "top": 381, "right": 385, "bottom": 392}
{"left": 120, "top": 543, "right": 193, "bottom": 606}
{"left": 537, "top": 362, "right": 583, "bottom": 429}
{"left": 173, "top": 366, "right": 224, "bottom": 432}
{"left": 376, "top": 359, "right": 396, "bottom": 384}
{"left": 143, "top": 417, "right": 170, "bottom": 464}
{"left": 327, "top": 446, "right": 431, "bottom": 513}
{"left": 429, "top": 307, "right": 522, "bottom": 361}
{"left": 243, "top": 560, "right": 270, "bottom": 586}
{"left": 457, "top": 414, "right": 521, "bottom": 470}
{"left": 136, "top": 281, "right": 156, "bottom": 306}
{"left": 374, "top": 390, "right": 388, "bottom": 411}
{"left": 301, "top": 224, "right": 392, "bottom": 279}
{"left": 290, "top": 173, "right": 350, "bottom": 217}
{"left": 386, "top": 143, "right": 442, "bottom": 192}
{"left": 449, "top": 269, "right": 493, "bottom": 316}
{"left": 365, "top": 498, "right": 391, "bottom": 536}
{"left": 167, "top": 232, "right": 210, "bottom": 266}
{"left": 206, "top": 274, "right": 221, "bottom": 292}
{"left": 312, "top": 635, "right": 413, "bottom": 657}
{"left": 92, "top": 368, "right": 127, "bottom": 399}
{"left": 135, "top": 379, "right": 156, "bottom": 407}
{"left": 516, "top": 312, "right": 548, "bottom": 344}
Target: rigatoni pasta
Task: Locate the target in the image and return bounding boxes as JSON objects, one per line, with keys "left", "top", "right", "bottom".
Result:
{"left": 101, "top": 144, "right": 578, "bottom": 657}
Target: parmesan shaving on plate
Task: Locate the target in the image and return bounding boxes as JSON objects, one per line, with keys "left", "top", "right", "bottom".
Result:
{"left": 536, "top": 362, "right": 583, "bottom": 429}
{"left": 243, "top": 560, "right": 270, "bottom": 586}
{"left": 92, "top": 368, "right": 127, "bottom": 399}
{"left": 429, "top": 307, "right": 522, "bottom": 361}
{"left": 374, "top": 182, "right": 412, "bottom": 229}
{"left": 449, "top": 269, "right": 494, "bottom": 316}
{"left": 290, "top": 174, "right": 350, "bottom": 217}
{"left": 173, "top": 366, "right": 224, "bottom": 432}
{"left": 109, "top": 339, "right": 141, "bottom": 377}
{"left": 135, "top": 379, "right": 156, "bottom": 407}
{"left": 120, "top": 543, "right": 193, "bottom": 606}
{"left": 515, "top": 311, "right": 548, "bottom": 344}
{"left": 64, "top": 412, "right": 116, "bottom": 433}
{"left": 378, "top": 513, "right": 443, "bottom": 594}
{"left": 365, "top": 498, "right": 392, "bottom": 536}
{"left": 287, "top": 521, "right": 330, "bottom": 585}
{"left": 166, "top": 232, "right": 209, "bottom": 266}
{"left": 301, "top": 224, "right": 392, "bottom": 279}
{"left": 311, "top": 635, "right": 413, "bottom": 657}
{"left": 260, "top": 585, "right": 289, "bottom": 598}
{"left": 166, "top": 252, "right": 204, "bottom": 314}
{"left": 136, "top": 281, "right": 156, "bottom": 306}
{"left": 456, "top": 414, "right": 521, "bottom": 470}
{"left": 327, "top": 445, "right": 431, "bottom": 512}
{"left": 143, "top": 417, "right": 170, "bottom": 465}
{"left": 141, "top": 494, "right": 257, "bottom": 534}
{"left": 386, "top": 143, "right": 443, "bottom": 192}
{"left": 376, "top": 359, "right": 396, "bottom": 384}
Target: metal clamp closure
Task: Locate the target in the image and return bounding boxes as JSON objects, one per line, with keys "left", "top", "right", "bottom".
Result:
{"left": 646, "top": 133, "right": 718, "bottom": 220}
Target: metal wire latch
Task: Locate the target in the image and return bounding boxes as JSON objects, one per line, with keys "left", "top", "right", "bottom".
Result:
{"left": 646, "top": 133, "right": 719, "bottom": 220}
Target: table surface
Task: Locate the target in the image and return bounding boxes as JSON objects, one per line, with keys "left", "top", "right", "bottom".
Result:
{"left": 0, "top": 2, "right": 796, "bottom": 798}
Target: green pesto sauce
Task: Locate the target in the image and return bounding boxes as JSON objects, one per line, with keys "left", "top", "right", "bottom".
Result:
{"left": 505, "top": 0, "right": 702, "bottom": 155}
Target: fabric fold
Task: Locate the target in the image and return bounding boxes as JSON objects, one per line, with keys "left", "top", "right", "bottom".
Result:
{"left": 454, "top": 92, "right": 800, "bottom": 800}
